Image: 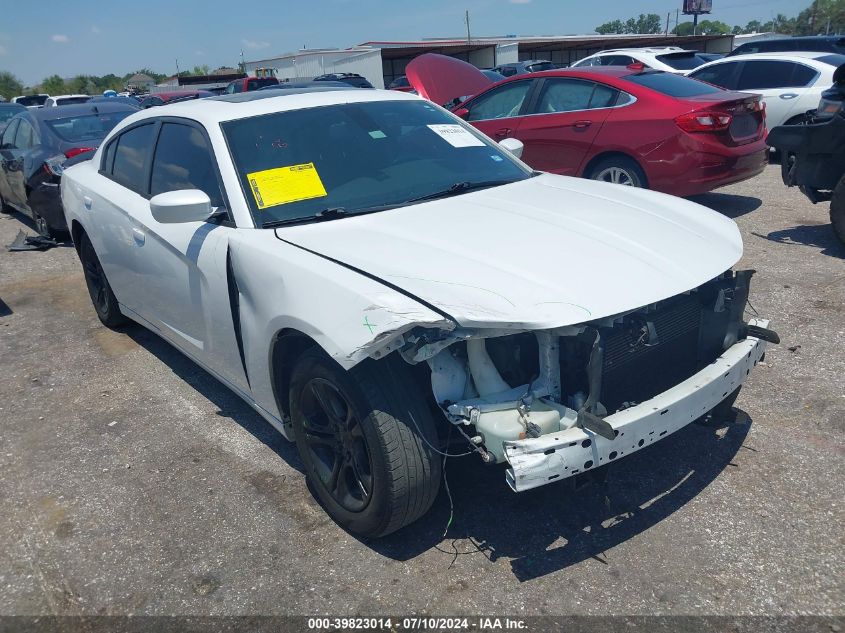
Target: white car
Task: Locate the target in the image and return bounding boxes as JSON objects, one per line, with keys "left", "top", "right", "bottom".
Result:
{"left": 687, "top": 52, "right": 845, "bottom": 128}
{"left": 44, "top": 94, "right": 92, "bottom": 107}
{"left": 61, "top": 88, "right": 777, "bottom": 537}
{"left": 571, "top": 47, "right": 710, "bottom": 73}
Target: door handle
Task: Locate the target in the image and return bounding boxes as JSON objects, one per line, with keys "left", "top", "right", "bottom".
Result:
{"left": 83, "top": 196, "right": 92, "bottom": 209}
{"left": 779, "top": 93, "right": 799, "bottom": 100}
{"left": 573, "top": 120, "right": 593, "bottom": 129}
{"left": 132, "top": 227, "right": 145, "bottom": 246}
{"left": 494, "top": 127, "right": 512, "bottom": 138}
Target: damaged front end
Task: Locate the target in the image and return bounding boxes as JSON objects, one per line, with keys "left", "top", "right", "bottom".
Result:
{"left": 393, "top": 270, "right": 778, "bottom": 491}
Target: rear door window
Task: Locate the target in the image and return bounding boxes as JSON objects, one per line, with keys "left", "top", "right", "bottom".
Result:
{"left": 533, "top": 79, "right": 619, "bottom": 114}
{"left": 150, "top": 123, "right": 224, "bottom": 208}
{"left": 466, "top": 80, "right": 533, "bottom": 121}
{"left": 737, "top": 61, "right": 814, "bottom": 89}
{"left": 2, "top": 119, "right": 20, "bottom": 148}
{"left": 15, "top": 120, "right": 38, "bottom": 149}
{"left": 111, "top": 124, "right": 156, "bottom": 193}
{"left": 689, "top": 62, "right": 741, "bottom": 89}
{"left": 656, "top": 52, "right": 708, "bottom": 70}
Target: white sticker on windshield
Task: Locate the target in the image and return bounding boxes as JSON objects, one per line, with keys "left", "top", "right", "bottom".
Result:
{"left": 427, "top": 124, "right": 485, "bottom": 148}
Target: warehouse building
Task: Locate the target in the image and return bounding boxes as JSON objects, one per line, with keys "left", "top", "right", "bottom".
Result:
{"left": 244, "top": 33, "right": 735, "bottom": 89}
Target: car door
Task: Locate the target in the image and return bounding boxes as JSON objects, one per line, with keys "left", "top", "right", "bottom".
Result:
{"left": 125, "top": 119, "right": 248, "bottom": 389}
{"left": 0, "top": 118, "right": 20, "bottom": 207}
{"left": 513, "top": 77, "right": 616, "bottom": 175}
{"left": 734, "top": 60, "right": 817, "bottom": 127}
{"left": 462, "top": 79, "right": 535, "bottom": 142}
{"left": 0, "top": 117, "right": 39, "bottom": 211}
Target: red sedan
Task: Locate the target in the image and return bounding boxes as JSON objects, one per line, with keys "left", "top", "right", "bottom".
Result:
{"left": 409, "top": 57, "right": 767, "bottom": 197}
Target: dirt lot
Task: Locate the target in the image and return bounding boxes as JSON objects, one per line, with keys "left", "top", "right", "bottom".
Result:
{"left": 0, "top": 164, "right": 842, "bottom": 617}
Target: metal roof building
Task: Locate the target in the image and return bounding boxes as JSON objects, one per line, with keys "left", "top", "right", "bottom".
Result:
{"left": 245, "top": 33, "right": 735, "bottom": 89}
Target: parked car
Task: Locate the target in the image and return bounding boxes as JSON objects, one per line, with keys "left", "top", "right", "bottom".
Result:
{"left": 258, "top": 81, "right": 352, "bottom": 91}
{"left": 387, "top": 75, "right": 415, "bottom": 92}
{"left": 688, "top": 52, "right": 845, "bottom": 129}
{"left": 493, "top": 60, "right": 556, "bottom": 77}
{"left": 412, "top": 56, "right": 768, "bottom": 196}
{"left": 224, "top": 76, "right": 279, "bottom": 94}
{"left": 61, "top": 88, "right": 775, "bottom": 537}
{"left": 138, "top": 91, "right": 214, "bottom": 108}
{"left": 727, "top": 35, "right": 845, "bottom": 57}
{"left": 0, "top": 101, "right": 137, "bottom": 237}
{"left": 12, "top": 94, "right": 50, "bottom": 108}
{"left": 44, "top": 94, "right": 92, "bottom": 107}
{"left": 89, "top": 95, "right": 141, "bottom": 107}
{"left": 572, "top": 47, "right": 710, "bottom": 72}
{"left": 314, "top": 73, "right": 374, "bottom": 88}
{"left": 481, "top": 69, "right": 506, "bottom": 82}
{"left": 0, "top": 103, "right": 26, "bottom": 134}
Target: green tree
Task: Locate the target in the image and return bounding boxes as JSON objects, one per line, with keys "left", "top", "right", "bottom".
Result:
{"left": 0, "top": 71, "right": 23, "bottom": 100}
{"left": 596, "top": 13, "right": 663, "bottom": 34}
{"left": 190, "top": 64, "right": 211, "bottom": 76}
{"left": 673, "top": 19, "right": 731, "bottom": 35}
{"left": 595, "top": 19, "right": 625, "bottom": 34}
{"left": 41, "top": 74, "right": 66, "bottom": 95}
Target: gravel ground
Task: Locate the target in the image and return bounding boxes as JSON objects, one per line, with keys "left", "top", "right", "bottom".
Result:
{"left": 0, "top": 164, "right": 842, "bottom": 618}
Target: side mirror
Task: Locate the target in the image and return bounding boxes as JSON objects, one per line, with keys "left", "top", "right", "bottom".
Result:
{"left": 499, "top": 137, "right": 524, "bottom": 159}
{"left": 150, "top": 189, "right": 213, "bottom": 224}
{"left": 453, "top": 107, "right": 469, "bottom": 120}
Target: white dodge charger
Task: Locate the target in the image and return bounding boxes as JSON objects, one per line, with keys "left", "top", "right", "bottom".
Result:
{"left": 61, "top": 87, "right": 778, "bottom": 537}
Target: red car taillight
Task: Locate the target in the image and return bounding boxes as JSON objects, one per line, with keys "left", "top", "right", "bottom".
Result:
{"left": 675, "top": 111, "right": 733, "bottom": 133}
{"left": 64, "top": 147, "right": 95, "bottom": 159}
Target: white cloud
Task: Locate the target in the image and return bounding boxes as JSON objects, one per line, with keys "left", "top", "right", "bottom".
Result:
{"left": 242, "top": 38, "right": 270, "bottom": 50}
{"left": 51, "top": 34, "right": 69, "bottom": 43}
{"left": 91, "top": 25, "right": 101, "bottom": 34}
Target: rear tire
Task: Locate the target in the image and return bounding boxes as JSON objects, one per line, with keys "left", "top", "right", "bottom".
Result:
{"left": 289, "top": 348, "right": 441, "bottom": 538}
{"left": 78, "top": 232, "right": 127, "bottom": 328}
{"left": 831, "top": 174, "right": 845, "bottom": 245}
{"left": 587, "top": 156, "right": 647, "bottom": 188}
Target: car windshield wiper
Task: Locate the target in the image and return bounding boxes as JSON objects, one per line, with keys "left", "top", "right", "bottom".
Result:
{"left": 262, "top": 206, "right": 355, "bottom": 229}
{"left": 401, "top": 179, "right": 522, "bottom": 205}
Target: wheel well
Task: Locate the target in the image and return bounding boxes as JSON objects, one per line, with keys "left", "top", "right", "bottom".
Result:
{"left": 582, "top": 151, "right": 648, "bottom": 185}
{"left": 269, "top": 329, "right": 319, "bottom": 421}
{"left": 70, "top": 219, "right": 85, "bottom": 252}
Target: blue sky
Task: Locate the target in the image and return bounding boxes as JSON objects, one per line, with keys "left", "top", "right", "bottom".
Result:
{"left": 2, "top": 0, "right": 803, "bottom": 85}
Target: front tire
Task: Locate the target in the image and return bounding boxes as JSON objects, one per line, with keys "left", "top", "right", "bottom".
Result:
{"left": 830, "top": 174, "right": 845, "bottom": 245}
{"left": 289, "top": 348, "right": 441, "bottom": 538}
{"left": 78, "top": 232, "right": 127, "bottom": 328}
{"left": 587, "top": 156, "right": 647, "bottom": 188}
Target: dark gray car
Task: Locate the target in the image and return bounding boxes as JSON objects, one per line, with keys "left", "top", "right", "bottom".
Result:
{"left": 0, "top": 101, "right": 138, "bottom": 236}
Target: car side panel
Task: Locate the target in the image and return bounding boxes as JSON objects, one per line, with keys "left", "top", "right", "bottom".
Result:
{"left": 515, "top": 109, "right": 611, "bottom": 175}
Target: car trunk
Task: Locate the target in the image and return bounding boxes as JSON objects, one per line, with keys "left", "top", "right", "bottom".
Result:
{"left": 681, "top": 92, "right": 765, "bottom": 146}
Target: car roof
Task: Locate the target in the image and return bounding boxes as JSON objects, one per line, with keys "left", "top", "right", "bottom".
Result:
{"left": 590, "top": 47, "right": 696, "bottom": 55}
{"left": 30, "top": 101, "right": 138, "bottom": 121}
{"left": 111, "top": 87, "right": 419, "bottom": 130}
{"left": 703, "top": 51, "right": 836, "bottom": 63}
{"left": 50, "top": 94, "right": 90, "bottom": 99}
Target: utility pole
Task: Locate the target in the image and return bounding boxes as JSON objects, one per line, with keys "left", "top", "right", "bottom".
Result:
{"left": 465, "top": 9, "right": 471, "bottom": 44}
{"left": 175, "top": 58, "right": 180, "bottom": 77}
{"left": 666, "top": 12, "right": 671, "bottom": 35}
{"left": 693, "top": 13, "right": 699, "bottom": 36}
{"left": 676, "top": 9, "right": 680, "bottom": 33}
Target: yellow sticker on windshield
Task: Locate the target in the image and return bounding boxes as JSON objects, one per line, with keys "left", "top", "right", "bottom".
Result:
{"left": 246, "top": 162, "right": 327, "bottom": 210}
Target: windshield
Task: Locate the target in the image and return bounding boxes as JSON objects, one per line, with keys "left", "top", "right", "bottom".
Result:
{"left": 223, "top": 100, "right": 532, "bottom": 227}
{"left": 56, "top": 97, "right": 92, "bottom": 106}
{"left": 818, "top": 54, "right": 845, "bottom": 68}
{"left": 656, "top": 52, "right": 709, "bottom": 70}
{"left": 624, "top": 71, "right": 724, "bottom": 97}
{"left": 14, "top": 95, "right": 48, "bottom": 107}
{"left": 45, "top": 111, "right": 135, "bottom": 143}
{"left": 527, "top": 62, "right": 555, "bottom": 72}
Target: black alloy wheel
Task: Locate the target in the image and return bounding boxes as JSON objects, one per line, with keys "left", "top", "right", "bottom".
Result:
{"left": 298, "top": 377, "right": 373, "bottom": 512}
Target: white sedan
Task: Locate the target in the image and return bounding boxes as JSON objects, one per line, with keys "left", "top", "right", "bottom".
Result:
{"left": 61, "top": 87, "right": 777, "bottom": 537}
{"left": 687, "top": 51, "right": 845, "bottom": 128}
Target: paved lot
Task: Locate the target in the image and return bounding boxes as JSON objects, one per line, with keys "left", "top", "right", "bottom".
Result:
{"left": 0, "top": 164, "right": 842, "bottom": 617}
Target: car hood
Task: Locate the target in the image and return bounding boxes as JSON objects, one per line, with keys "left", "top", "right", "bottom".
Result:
{"left": 405, "top": 53, "right": 492, "bottom": 107}
{"left": 275, "top": 174, "right": 743, "bottom": 330}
